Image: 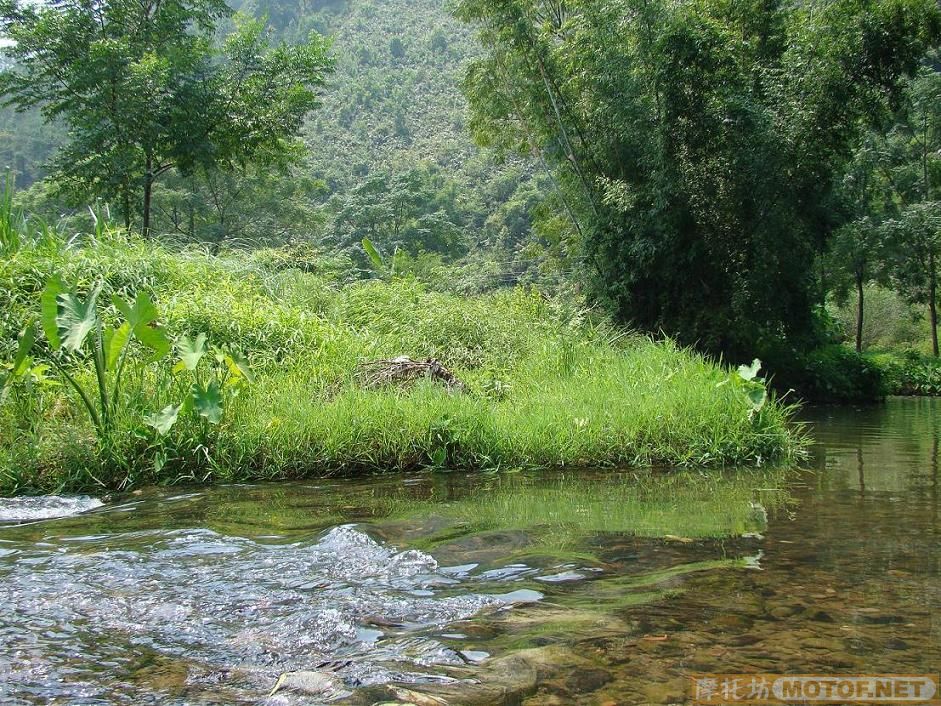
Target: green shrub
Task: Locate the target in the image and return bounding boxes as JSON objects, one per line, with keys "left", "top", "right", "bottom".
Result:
{"left": 764, "top": 344, "right": 888, "bottom": 403}
{"left": 868, "top": 351, "right": 941, "bottom": 396}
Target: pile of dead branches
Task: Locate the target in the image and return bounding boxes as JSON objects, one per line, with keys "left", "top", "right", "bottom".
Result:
{"left": 358, "top": 356, "right": 466, "bottom": 393}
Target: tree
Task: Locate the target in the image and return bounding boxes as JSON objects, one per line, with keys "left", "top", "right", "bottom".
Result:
{"left": 329, "top": 165, "right": 468, "bottom": 258}
{"left": 882, "top": 203, "right": 941, "bottom": 355}
{"left": 458, "top": 0, "right": 941, "bottom": 360}
{"left": 0, "top": 1, "right": 333, "bottom": 237}
{"left": 878, "top": 68, "right": 941, "bottom": 355}
{"left": 827, "top": 137, "right": 896, "bottom": 352}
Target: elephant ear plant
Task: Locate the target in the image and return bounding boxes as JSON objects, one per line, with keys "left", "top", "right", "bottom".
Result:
{"left": 29, "top": 276, "right": 172, "bottom": 441}
{"left": 144, "top": 333, "right": 254, "bottom": 436}
{"left": 5, "top": 276, "right": 252, "bottom": 451}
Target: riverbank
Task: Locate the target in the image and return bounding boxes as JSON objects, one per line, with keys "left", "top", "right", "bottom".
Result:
{"left": 0, "top": 230, "right": 802, "bottom": 495}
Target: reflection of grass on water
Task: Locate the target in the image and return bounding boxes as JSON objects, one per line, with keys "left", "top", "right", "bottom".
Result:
{"left": 68, "top": 468, "right": 792, "bottom": 550}
{"left": 402, "top": 469, "right": 793, "bottom": 551}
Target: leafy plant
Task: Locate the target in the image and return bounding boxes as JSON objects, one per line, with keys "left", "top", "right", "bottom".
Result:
{"left": 145, "top": 333, "right": 253, "bottom": 436}
{"left": 718, "top": 358, "right": 768, "bottom": 418}
{"left": 21, "top": 277, "right": 172, "bottom": 439}
{"left": 0, "top": 323, "right": 51, "bottom": 405}
{"left": 361, "top": 237, "right": 401, "bottom": 279}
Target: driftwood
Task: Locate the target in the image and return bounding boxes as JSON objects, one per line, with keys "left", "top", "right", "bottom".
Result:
{"left": 358, "top": 356, "right": 466, "bottom": 393}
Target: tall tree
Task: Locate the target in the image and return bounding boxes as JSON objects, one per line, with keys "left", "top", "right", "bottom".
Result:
{"left": 827, "top": 137, "right": 896, "bottom": 352}
{"left": 878, "top": 68, "right": 941, "bottom": 355}
{"left": 0, "top": 1, "right": 333, "bottom": 237}
{"left": 458, "top": 0, "right": 940, "bottom": 359}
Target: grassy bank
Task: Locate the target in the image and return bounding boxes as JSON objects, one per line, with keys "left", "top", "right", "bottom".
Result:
{"left": 0, "top": 226, "right": 801, "bottom": 495}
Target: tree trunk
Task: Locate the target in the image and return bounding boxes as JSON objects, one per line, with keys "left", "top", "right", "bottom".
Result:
{"left": 142, "top": 156, "right": 153, "bottom": 240}
{"left": 121, "top": 184, "right": 132, "bottom": 230}
{"left": 855, "top": 272, "right": 865, "bottom": 354}
{"left": 930, "top": 251, "right": 939, "bottom": 357}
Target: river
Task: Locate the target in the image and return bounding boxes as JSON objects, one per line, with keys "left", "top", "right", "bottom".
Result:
{"left": 1, "top": 397, "right": 938, "bottom": 705}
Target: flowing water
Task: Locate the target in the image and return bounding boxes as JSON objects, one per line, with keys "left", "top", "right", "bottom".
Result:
{"left": 1, "top": 398, "right": 938, "bottom": 705}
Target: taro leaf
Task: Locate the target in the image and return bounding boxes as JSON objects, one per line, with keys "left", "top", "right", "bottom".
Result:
{"left": 738, "top": 358, "right": 762, "bottom": 382}
{"left": 12, "top": 323, "right": 37, "bottom": 376}
{"left": 362, "top": 237, "right": 385, "bottom": 272}
{"left": 430, "top": 446, "right": 448, "bottom": 468}
{"left": 104, "top": 322, "right": 132, "bottom": 371}
{"left": 57, "top": 282, "right": 102, "bottom": 353}
{"left": 144, "top": 404, "right": 181, "bottom": 435}
{"left": 224, "top": 349, "right": 254, "bottom": 384}
{"left": 112, "top": 291, "right": 158, "bottom": 328}
{"left": 175, "top": 334, "right": 209, "bottom": 373}
{"left": 746, "top": 387, "right": 767, "bottom": 412}
{"left": 193, "top": 380, "right": 223, "bottom": 424}
{"left": 114, "top": 292, "right": 169, "bottom": 360}
{"left": 135, "top": 324, "right": 171, "bottom": 361}
{"left": 40, "top": 276, "right": 66, "bottom": 349}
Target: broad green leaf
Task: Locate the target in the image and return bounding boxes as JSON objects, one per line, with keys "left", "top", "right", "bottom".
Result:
{"left": 362, "top": 237, "right": 384, "bottom": 271}
{"left": 104, "top": 322, "right": 132, "bottom": 371}
{"left": 57, "top": 283, "right": 102, "bottom": 353}
{"left": 737, "top": 359, "right": 762, "bottom": 382}
{"left": 746, "top": 387, "right": 767, "bottom": 412}
{"left": 193, "top": 380, "right": 223, "bottom": 424}
{"left": 113, "top": 292, "right": 158, "bottom": 328}
{"left": 40, "top": 276, "right": 65, "bottom": 349}
{"left": 28, "top": 364, "right": 58, "bottom": 387}
{"left": 12, "top": 323, "right": 37, "bottom": 376}
{"left": 135, "top": 324, "right": 171, "bottom": 361}
{"left": 176, "top": 334, "right": 208, "bottom": 371}
{"left": 115, "top": 292, "right": 169, "bottom": 359}
{"left": 224, "top": 349, "right": 254, "bottom": 383}
{"left": 144, "top": 404, "right": 181, "bottom": 435}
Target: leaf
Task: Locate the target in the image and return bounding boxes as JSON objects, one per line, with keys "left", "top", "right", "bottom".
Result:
{"left": 135, "top": 324, "right": 171, "bottom": 361}
{"left": 746, "top": 387, "right": 767, "bottom": 412}
{"left": 176, "top": 334, "right": 208, "bottom": 372}
{"left": 104, "top": 322, "right": 132, "bottom": 371}
{"left": 737, "top": 358, "right": 762, "bottom": 382}
{"left": 12, "top": 323, "right": 37, "bottom": 376}
{"left": 144, "top": 404, "right": 181, "bottom": 435}
{"left": 223, "top": 349, "right": 254, "bottom": 383}
{"left": 115, "top": 292, "right": 169, "bottom": 359}
{"left": 430, "top": 446, "right": 447, "bottom": 467}
{"left": 192, "top": 380, "right": 223, "bottom": 424}
{"left": 57, "top": 282, "right": 103, "bottom": 353}
{"left": 112, "top": 291, "right": 158, "bottom": 328}
{"left": 362, "top": 237, "right": 385, "bottom": 271}
{"left": 40, "top": 276, "right": 65, "bottom": 349}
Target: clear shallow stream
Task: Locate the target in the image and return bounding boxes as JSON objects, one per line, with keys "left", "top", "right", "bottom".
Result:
{"left": 0, "top": 397, "right": 938, "bottom": 705}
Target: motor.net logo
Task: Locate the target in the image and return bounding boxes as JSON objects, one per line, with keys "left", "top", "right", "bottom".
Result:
{"left": 690, "top": 674, "right": 940, "bottom": 705}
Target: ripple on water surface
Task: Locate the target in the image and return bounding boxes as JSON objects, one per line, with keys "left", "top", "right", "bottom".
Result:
{"left": 0, "top": 521, "right": 545, "bottom": 705}
{"left": 0, "top": 495, "right": 103, "bottom": 522}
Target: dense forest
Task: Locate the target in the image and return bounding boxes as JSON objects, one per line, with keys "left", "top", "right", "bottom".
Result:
{"left": 0, "top": 0, "right": 552, "bottom": 289}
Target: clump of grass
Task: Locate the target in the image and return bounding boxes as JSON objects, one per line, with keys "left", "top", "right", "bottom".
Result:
{"left": 0, "top": 225, "right": 804, "bottom": 495}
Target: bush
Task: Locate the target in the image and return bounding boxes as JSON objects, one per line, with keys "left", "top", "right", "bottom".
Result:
{"left": 868, "top": 351, "right": 941, "bottom": 396}
{"left": 764, "top": 344, "right": 888, "bottom": 403}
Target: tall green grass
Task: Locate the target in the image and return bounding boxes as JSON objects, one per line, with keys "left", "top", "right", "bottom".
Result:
{"left": 0, "top": 222, "right": 803, "bottom": 495}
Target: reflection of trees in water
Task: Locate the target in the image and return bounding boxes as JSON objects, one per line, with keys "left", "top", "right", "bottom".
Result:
{"left": 804, "top": 399, "right": 941, "bottom": 496}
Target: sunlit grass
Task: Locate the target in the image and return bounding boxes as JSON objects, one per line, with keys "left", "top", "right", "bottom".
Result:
{"left": 0, "top": 227, "right": 804, "bottom": 494}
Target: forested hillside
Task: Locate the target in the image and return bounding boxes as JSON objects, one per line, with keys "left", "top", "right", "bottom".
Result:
{"left": 0, "top": 0, "right": 545, "bottom": 285}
